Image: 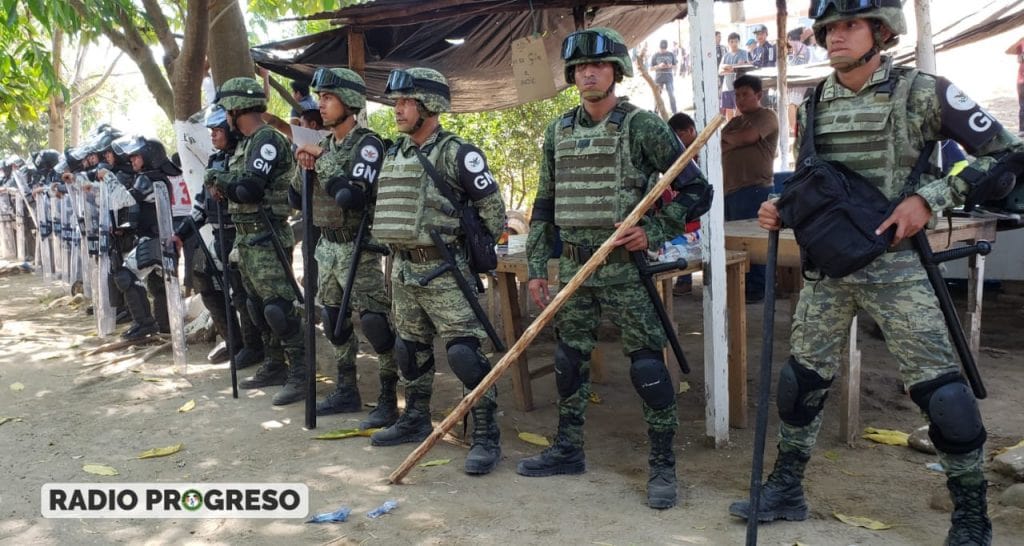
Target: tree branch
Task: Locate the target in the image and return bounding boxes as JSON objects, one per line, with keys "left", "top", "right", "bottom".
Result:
{"left": 141, "top": 0, "right": 180, "bottom": 61}
{"left": 70, "top": 51, "right": 125, "bottom": 107}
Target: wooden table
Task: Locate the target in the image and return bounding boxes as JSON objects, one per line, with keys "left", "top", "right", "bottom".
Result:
{"left": 724, "top": 217, "right": 997, "bottom": 444}
{"left": 495, "top": 250, "right": 752, "bottom": 431}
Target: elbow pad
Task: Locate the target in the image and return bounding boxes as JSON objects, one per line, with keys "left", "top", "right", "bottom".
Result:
{"left": 225, "top": 177, "right": 265, "bottom": 204}
{"left": 325, "top": 175, "right": 365, "bottom": 210}
{"left": 532, "top": 197, "right": 554, "bottom": 223}
{"left": 288, "top": 186, "right": 302, "bottom": 210}
{"left": 130, "top": 174, "right": 154, "bottom": 202}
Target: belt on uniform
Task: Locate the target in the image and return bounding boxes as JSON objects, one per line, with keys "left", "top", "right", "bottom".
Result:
{"left": 562, "top": 242, "right": 631, "bottom": 264}
{"left": 234, "top": 222, "right": 264, "bottom": 236}
{"left": 321, "top": 227, "right": 355, "bottom": 244}
{"left": 395, "top": 245, "right": 444, "bottom": 263}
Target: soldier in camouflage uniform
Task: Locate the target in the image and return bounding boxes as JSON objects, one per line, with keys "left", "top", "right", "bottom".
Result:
{"left": 291, "top": 67, "right": 398, "bottom": 427}
{"left": 516, "top": 27, "right": 712, "bottom": 510}
{"left": 730, "top": 3, "right": 1024, "bottom": 544}
{"left": 370, "top": 67, "right": 507, "bottom": 476}
{"left": 210, "top": 77, "right": 308, "bottom": 406}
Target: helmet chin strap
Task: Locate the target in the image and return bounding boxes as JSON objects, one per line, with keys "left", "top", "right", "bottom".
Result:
{"left": 323, "top": 104, "right": 351, "bottom": 129}
{"left": 830, "top": 46, "right": 878, "bottom": 73}
{"left": 580, "top": 82, "right": 615, "bottom": 102}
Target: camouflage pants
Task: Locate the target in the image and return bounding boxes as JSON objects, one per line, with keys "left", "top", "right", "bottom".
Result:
{"left": 781, "top": 276, "right": 983, "bottom": 476}
{"left": 315, "top": 236, "right": 396, "bottom": 384}
{"left": 235, "top": 224, "right": 305, "bottom": 370}
{"left": 390, "top": 256, "right": 492, "bottom": 407}
{"left": 556, "top": 283, "right": 677, "bottom": 439}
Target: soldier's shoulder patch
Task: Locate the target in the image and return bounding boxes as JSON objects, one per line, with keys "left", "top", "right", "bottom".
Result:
{"left": 936, "top": 77, "right": 1002, "bottom": 154}
{"left": 455, "top": 143, "right": 497, "bottom": 201}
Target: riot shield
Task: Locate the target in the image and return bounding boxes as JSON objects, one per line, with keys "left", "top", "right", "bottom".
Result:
{"left": 37, "top": 193, "right": 53, "bottom": 280}
{"left": 153, "top": 181, "right": 187, "bottom": 371}
{"left": 71, "top": 180, "right": 91, "bottom": 298}
{"left": 63, "top": 193, "right": 77, "bottom": 293}
{"left": 11, "top": 170, "right": 36, "bottom": 263}
{"left": 95, "top": 182, "right": 116, "bottom": 336}
{"left": 51, "top": 192, "right": 64, "bottom": 281}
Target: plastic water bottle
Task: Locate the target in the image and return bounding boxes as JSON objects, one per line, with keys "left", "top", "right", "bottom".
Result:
{"left": 366, "top": 500, "right": 398, "bottom": 519}
{"left": 682, "top": 229, "right": 702, "bottom": 263}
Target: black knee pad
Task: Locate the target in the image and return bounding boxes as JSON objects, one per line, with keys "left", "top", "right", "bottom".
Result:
{"left": 554, "top": 341, "right": 586, "bottom": 398}
{"left": 246, "top": 297, "right": 268, "bottom": 331}
{"left": 320, "top": 305, "right": 351, "bottom": 345}
{"left": 909, "top": 373, "right": 987, "bottom": 454}
{"left": 107, "top": 274, "right": 124, "bottom": 307}
{"left": 263, "top": 297, "right": 300, "bottom": 339}
{"left": 629, "top": 349, "right": 675, "bottom": 410}
{"left": 446, "top": 337, "right": 489, "bottom": 389}
{"left": 360, "top": 311, "right": 395, "bottom": 354}
{"left": 395, "top": 338, "right": 434, "bottom": 381}
{"left": 777, "top": 357, "right": 834, "bottom": 427}
{"left": 110, "top": 268, "right": 137, "bottom": 292}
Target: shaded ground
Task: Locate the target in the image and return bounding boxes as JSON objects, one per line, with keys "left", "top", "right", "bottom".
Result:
{"left": 1, "top": 267, "right": 1022, "bottom": 545}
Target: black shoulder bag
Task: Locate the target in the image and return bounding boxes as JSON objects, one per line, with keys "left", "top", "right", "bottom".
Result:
{"left": 413, "top": 147, "right": 498, "bottom": 274}
{"left": 776, "top": 81, "right": 935, "bottom": 279}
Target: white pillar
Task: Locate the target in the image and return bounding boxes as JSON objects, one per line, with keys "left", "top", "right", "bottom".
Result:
{"left": 689, "top": 0, "right": 730, "bottom": 447}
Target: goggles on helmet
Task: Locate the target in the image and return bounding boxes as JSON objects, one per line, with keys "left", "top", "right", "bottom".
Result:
{"left": 809, "top": 0, "right": 902, "bottom": 18}
{"left": 384, "top": 69, "right": 451, "bottom": 101}
{"left": 311, "top": 67, "right": 366, "bottom": 94}
{"left": 561, "top": 30, "right": 628, "bottom": 61}
{"left": 204, "top": 105, "right": 229, "bottom": 129}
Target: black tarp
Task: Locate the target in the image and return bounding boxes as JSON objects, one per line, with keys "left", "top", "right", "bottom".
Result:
{"left": 253, "top": 2, "right": 687, "bottom": 112}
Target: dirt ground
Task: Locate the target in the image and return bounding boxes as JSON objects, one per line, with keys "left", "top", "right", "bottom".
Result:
{"left": 1, "top": 260, "right": 1023, "bottom": 545}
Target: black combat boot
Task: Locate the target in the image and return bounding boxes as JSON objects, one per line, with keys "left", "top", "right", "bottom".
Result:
{"left": 647, "top": 428, "right": 677, "bottom": 509}
{"left": 945, "top": 472, "right": 992, "bottom": 546}
{"left": 465, "top": 398, "right": 501, "bottom": 475}
{"left": 238, "top": 357, "right": 287, "bottom": 389}
{"left": 121, "top": 285, "right": 158, "bottom": 341}
{"left": 207, "top": 341, "right": 230, "bottom": 363}
{"left": 316, "top": 363, "right": 362, "bottom": 415}
{"left": 516, "top": 415, "right": 586, "bottom": 477}
{"left": 359, "top": 376, "right": 399, "bottom": 430}
{"left": 232, "top": 347, "right": 264, "bottom": 369}
{"left": 272, "top": 362, "right": 308, "bottom": 406}
{"left": 729, "top": 449, "right": 810, "bottom": 522}
{"left": 370, "top": 393, "right": 432, "bottom": 446}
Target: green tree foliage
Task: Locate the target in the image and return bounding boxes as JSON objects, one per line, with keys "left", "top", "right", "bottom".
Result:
{"left": 368, "top": 89, "right": 577, "bottom": 211}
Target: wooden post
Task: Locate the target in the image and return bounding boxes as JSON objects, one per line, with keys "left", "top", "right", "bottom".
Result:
{"left": 689, "top": 0, "right": 730, "bottom": 447}
{"left": 776, "top": 1, "right": 790, "bottom": 168}
{"left": 388, "top": 115, "right": 727, "bottom": 484}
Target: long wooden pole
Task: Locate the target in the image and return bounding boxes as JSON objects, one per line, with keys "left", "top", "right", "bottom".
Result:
{"left": 388, "top": 114, "right": 726, "bottom": 484}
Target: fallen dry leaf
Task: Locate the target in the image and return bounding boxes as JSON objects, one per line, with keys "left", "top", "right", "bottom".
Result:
{"left": 419, "top": 458, "right": 452, "bottom": 468}
{"left": 10, "top": 382, "right": 25, "bottom": 392}
{"left": 314, "top": 428, "right": 379, "bottom": 440}
{"left": 990, "top": 439, "right": 1024, "bottom": 458}
{"left": 862, "top": 427, "right": 909, "bottom": 446}
{"left": 678, "top": 381, "right": 690, "bottom": 394}
{"left": 833, "top": 512, "right": 892, "bottom": 530}
{"left": 588, "top": 391, "right": 603, "bottom": 404}
{"left": 177, "top": 400, "right": 196, "bottom": 413}
{"left": 137, "top": 443, "right": 183, "bottom": 459}
{"left": 518, "top": 431, "right": 550, "bottom": 447}
{"left": 140, "top": 377, "right": 163, "bottom": 383}
{"left": 83, "top": 464, "right": 119, "bottom": 476}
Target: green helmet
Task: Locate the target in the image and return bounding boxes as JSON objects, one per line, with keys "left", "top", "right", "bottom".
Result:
{"left": 810, "top": 0, "right": 906, "bottom": 51}
{"left": 561, "top": 27, "right": 634, "bottom": 84}
{"left": 215, "top": 77, "right": 267, "bottom": 111}
{"left": 384, "top": 67, "right": 451, "bottom": 113}
{"left": 311, "top": 67, "right": 366, "bottom": 110}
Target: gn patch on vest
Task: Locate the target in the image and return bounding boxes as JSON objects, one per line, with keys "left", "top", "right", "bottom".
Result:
{"left": 936, "top": 77, "right": 1002, "bottom": 154}
{"left": 350, "top": 135, "right": 384, "bottom": 187}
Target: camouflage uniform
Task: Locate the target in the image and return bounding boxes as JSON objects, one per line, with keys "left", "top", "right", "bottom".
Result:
{"left": 294, "top": 125, "right": 397, "bottom": 420}
{"left": 370, "top": 67, "right": 506, "bottom": 476}
{"left": 516, "top": 27, "right": 711, "bottom": 510}
{"left": 212, "top": 78, "right": 305, "bottom": 406}
{"left": 730, "top": 5, "right": 1024, "bottom": 542}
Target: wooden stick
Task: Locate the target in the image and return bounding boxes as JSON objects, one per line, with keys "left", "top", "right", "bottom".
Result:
{"left": 388, "top": 114, "right": 726, "bottom": 484}
{"left": 84, "top": 334, "right": 168, "bottom": 356}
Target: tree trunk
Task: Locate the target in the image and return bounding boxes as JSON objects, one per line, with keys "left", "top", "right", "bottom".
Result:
{"left": 637, "top": 51, "right": 669, "bottom": 120}
{"left": 171, "top": 0, "right": 209, "bottom": 121}
{"left": 208, "top": 0, "right": 255, "bottom": 85}
{"left": 48, "top": 29, "right": 66, "bottom": 151}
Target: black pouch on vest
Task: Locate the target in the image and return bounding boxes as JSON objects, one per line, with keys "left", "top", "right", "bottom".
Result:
{"left": 777, "top": 80, "right": 934, "bottom": 279}
{"left": 413, "top": 148, "right": 497, "bottom": 275}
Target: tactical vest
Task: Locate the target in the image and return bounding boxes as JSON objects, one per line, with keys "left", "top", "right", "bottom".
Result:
{"left": 374, "top": 133, "right": 462, "bottom": 247}
{"left": 813, "top": 66, "right": 931, "bottom": 199}
{"left": 312, "top": 128, "right": 376, "bottom": 231}
{"left": 227, "top": 125, "right": 293, "bottom": 220}
{"left": 552, "top": 102, "right": 647, "bottom": 228}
